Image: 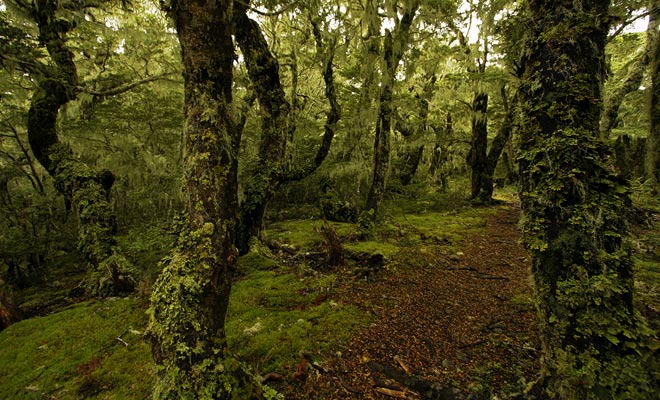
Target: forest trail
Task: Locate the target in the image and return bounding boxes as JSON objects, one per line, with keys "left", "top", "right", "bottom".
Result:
{"left": 289, "top": 204, "right": 540, "bottom": 399}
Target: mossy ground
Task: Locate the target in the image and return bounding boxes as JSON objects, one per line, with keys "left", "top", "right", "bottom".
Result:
{"left": 3, "top": 184, "right": 657, "bottom": 399}
{"left": 0, "top": 298, "right": 154, "bottom": 399}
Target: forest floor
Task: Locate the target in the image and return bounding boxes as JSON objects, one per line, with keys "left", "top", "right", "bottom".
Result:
{"left": 1, "top": 190, "right": 658, "bottom": 400}
{"left": 281, "top": 204, "right": 541, "bottom": 399}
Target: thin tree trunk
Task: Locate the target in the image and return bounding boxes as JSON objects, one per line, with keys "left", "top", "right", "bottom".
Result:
{"left": 147, "top": 1, "right": 270, "bottom": 398}
{"left": 284, "top": 17, "right": 341, "bottom": 182}
{"left": 394, "top": 75, "right": 435, "bottom": 186}
{"left": 517, "top": 1, "right": 656, "bottom": 397}
{"left": 478, "top": 87, "right": 515, "bottom": 202}
{"left": 364, "top": 30, "right": 394, "bottom": 221}
{"left": 233, "top": 5, "right": 341, "bottom": 254}
{"left": 467, "top": 91, "right": 489, "bottom": 201}
{"left": 234, "top": 5, "right": 291, "bottom": 255}
{"left": 340, "top": 0, "right": 381, "bottom": 162}
{"left": 646, "top": 3, "right": 660, "bottom": 187}
{"left": 27, "top": 0, "right": 132, "bottom": 296}
{"left": 601, "top": 0, "right": 659, "bottom": 139}
{"left": 365, "top": 0, "right": 419, "bottom": 222}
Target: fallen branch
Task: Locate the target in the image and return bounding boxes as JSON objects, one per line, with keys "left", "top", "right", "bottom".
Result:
{"left": 261, "top": 372, "right": 284, "bottom": 383}
{"left": 302, "top": 351, "right": 328, "bottom": 373}
{"left": 394, "top": 355, "right": 411, "bottom": 374}
{"left": 367, "top": 361, "right": 457, "bottom": 400}
{"left": 375, "top": 387, "right": 409, "bottom": 398}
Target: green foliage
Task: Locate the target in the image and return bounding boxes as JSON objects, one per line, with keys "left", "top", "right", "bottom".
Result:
{"left": 515, "top": 1, "right": 658, "bottom": 395}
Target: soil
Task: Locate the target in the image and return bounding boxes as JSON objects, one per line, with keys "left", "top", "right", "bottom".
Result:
{"left": 282, "top": 204, "right": 541, "bottom": 399}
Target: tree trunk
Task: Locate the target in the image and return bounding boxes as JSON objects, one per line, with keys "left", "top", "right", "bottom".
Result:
{"left": 27, "top": 0, "right": 132, "bottom": 296}
{"left": 234, "top": 5, "right": 340, "bottom": 254}
{"left": 467, "top": 91, "right": 490, "bottom": 201}
{"left": 430, "top": 113, "right": 452, "bottom": 188}
{"left": 477, "top": 88, "right": 515, "bottom": 202}
{"left": 394, "top": 75, "right": 435, "bottom": 186}
{"left": 233, "top": 6, "right": 291, "bottom": 255}
{"left": 517, "top": 1, "right": 656, "bottom": 397}
{"left": 647, "top": 2, "right": 660, "bottom": 187}
{"left": 364, "top": 0, "right": 419, "bottom": 222}
{"left": 284, "top": 17, "right": 341, "bottom": 182}
{"left": 601, "top": 0, "right": 658, "bottom": 139}
{"left": 147, "top": 2, "right": 272, "bottom": 398}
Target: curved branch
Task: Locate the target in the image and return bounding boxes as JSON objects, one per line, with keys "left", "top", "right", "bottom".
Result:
{"left": 285, "top": 16, "right": 342, "bottom": 182}
{"left": 83, "top": 72, "right": 178, "bottom": 97}
{"left": 234, "top": 0, "right": 300, "bottom": 16}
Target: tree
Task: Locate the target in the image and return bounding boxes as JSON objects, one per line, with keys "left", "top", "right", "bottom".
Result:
{"left": 516, "top": 0, "right": 657, "bottom": 397}
{"left": 602, "top": 1, "right": 658, "bottom": 139}
{"left": 646, "top": 2, "right": 660, "bottom": 186}
{"left": 448, "top": 0, "right": 515, "bottom": 203}
{"left": 1, "top": 0, "right": 139, "bottom": 295}
{"left": 364, "top": 0, "right": 420, "bottom": 223}
{"left": 233, "top": 0, "right": 341, "bottom": 254}
{"left": 146, "top": 0, "right": 278, "bottom": 398}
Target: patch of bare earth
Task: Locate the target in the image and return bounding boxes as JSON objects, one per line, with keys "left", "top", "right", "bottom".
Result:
{"left": 283, "top": 205, "right": 541, "bottom": 399}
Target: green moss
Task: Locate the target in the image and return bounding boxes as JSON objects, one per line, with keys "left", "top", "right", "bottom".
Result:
{"left": 344, "top": 241, "right": 400, "bottom": 258}
{"left": 392, "top": 208, "right": 497, "bottom": 244}
{"left": 237, "top": 252, "right": 280, "bottom": 274}
{"left": 0, "top": 298, "right": 154, "bottom": 400}
{"left": 264, "top": 219, "right": 356, "bottom": 251}
{"left": 227, "top": 271, "right": 368, "bottom": 374}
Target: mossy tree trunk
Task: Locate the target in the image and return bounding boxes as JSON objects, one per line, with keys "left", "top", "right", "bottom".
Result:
{"left": 429, "top": 113, "right": 452, "bottom": 188}
{"left": 646, "top": 2, "right": 660, "bottom": 187}
{"left": 233, "top": 2, "right": 340, "bottom": 254}
{"left": 473, "top": 86, "right": 515, "bottom": 202}
{"left": 601, "top": 0, "right": 658, "bottom": 139}
{"left": 467, "top": 90, "right": 490, "bottom": 201}
{"left": 27, "top": 0, "right": 132, "bottom": 296}
{"left": 364, "top": 0, "right": 419, "bottom": 222}
{"left": 517, "top": 1, "right": 657, "bottom": 397}
{"left": 394, "top": 74, "right": 435, "bottom": 186}
{"left": 233, "top": 2, "right": 290, "bottom": 255}
{"left": 147, "top": 1, "right": 274, "bottom": 398}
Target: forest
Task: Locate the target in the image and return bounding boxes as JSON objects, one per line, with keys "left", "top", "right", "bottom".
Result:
{"left": 0, "top": 0, "right": 659, "bottom": 399}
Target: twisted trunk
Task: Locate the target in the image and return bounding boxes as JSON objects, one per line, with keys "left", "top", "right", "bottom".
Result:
{"left": 234, "top": 4, "right": 340, "bottom": 253}
{"left": 364, "top": 0, "right": 419, "bottom": 222}
{"left": 147, "top": 1, "right": 271, "bottom": 398}
{"left": 27, "top": 0, "right": 132, "bottom": 296}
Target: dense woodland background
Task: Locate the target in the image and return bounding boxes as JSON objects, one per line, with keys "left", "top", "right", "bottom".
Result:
{"left": 1, "top": 0, "right": 660, "bottom": 399}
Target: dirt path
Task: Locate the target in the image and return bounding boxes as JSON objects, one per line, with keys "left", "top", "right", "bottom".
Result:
{"left": 287, "top": 204, "right": 541, "bottom": 399}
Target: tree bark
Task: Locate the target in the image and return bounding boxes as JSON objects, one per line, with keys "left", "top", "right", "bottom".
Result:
{"left": 234, "top": 4, "right": 340, "bottom": 254}
{"left": 467, "top": 91, "right": 490, "bottom": 201}
{"left": 27, "top": 0, "right": 132, "bottom": 296}
{"left": 646, "top": 2, "right": 660, "bottom": 187}
{"left": 517, "top": 1, "right": 656, "bottom": 397}
{"left": 147, "top": 1, "right": 273, "bottom": 398}
{"left": 364, "top": 0, "right": 419, "bottom": 222}
{"left": 601, "top": 0, "right": 659, "bottom": 139}
{"left": 233, "top": 4, "right": 291, "bottom": 255}
{"left": 394, "top": 75, "right": 435, "bottom": 186}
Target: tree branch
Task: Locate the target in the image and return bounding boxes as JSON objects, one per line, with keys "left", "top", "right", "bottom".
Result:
{"left": 284, "top": 15, "right": 342, "bottom": 182}
{"left": 83, "top": 72, "right": 177, "bottom": 97}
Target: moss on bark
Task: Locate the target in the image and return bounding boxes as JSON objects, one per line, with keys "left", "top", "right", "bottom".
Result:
{"left": 517, "top": 1, "right": 658, "bottom": 397}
